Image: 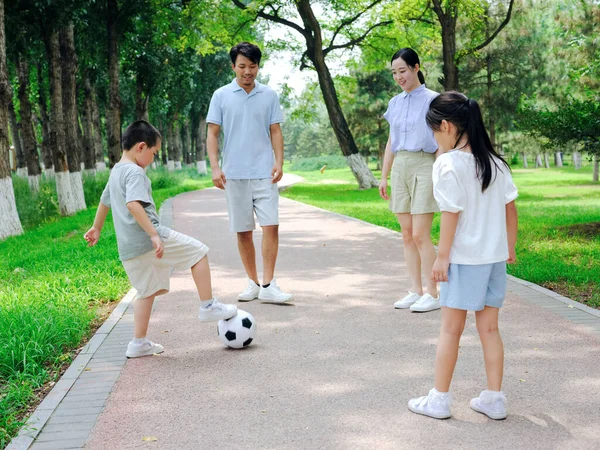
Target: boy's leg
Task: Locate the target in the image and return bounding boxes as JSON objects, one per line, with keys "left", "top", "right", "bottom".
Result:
{"left": 133, "top": 295, "right": 156, "bottom": 339}
{"left": 434, "top": 307, "right": 468, "bottom": 392}
{"left": 261, "top": 225, "right": 278, "bottom": 285}
{"left": 191, "top": 255, "right": 213, "bottom": 300}
{"left": 475, "top": 306, "right": 504, "bottom": 391}
{"left": 237, "top": 231, "right": 259, "bottom": 284}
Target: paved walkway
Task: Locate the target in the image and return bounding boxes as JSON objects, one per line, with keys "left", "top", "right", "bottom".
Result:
{"left": 8, "top": 177, "right": 600, "bottom": 450}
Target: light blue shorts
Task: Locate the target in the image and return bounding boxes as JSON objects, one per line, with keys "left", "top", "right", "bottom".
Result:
{"left": 440, "top": 262, "right": 507, "bottom": 311}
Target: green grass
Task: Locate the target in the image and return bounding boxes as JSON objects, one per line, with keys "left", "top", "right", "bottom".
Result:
{"left": 283, "top": 165, "right": 600, "bottom": 309}
{"left": 0, "top": 169, "right": 212, "bottom": 447}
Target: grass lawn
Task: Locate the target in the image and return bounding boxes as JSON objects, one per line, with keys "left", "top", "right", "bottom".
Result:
{"left": 283, "top": 164, "right": 600, "bottom": 309}
{"left": 0, "top": 173, "right": 212, "bottom": 447}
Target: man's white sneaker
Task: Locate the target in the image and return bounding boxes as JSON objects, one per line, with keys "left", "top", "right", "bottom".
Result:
{"left": 470, "top": 390, "right": 507, "bottom": 420}
{"left": 238, "top": 279, "right": 260, "bottom": 301}
{"left": 126, "top": 339, "right": 164, "bottom": 358}
{"left": 198, "top": 299, "right": 238, "bottom": 322}
{"left": 259, "top": 278, "right": 293, "bottom": 303}
{"left": 410, "top": 293, "right": 441, "bottom": 312}
{"left": 394, "top": 291, "right": 421, "bottom": 309}
{"left": 408, "top": 388, "right": 452, "bottom": 419}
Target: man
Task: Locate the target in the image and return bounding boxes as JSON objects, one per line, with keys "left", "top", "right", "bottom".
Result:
{"left": 206, "top": 42, "right": 292, "bottom": 303}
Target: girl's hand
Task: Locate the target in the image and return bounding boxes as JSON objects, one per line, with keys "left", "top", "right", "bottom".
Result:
{"left": 431, "top": 257, "right": 450, "bottom": 282}
{"left": 507, "top": 246, "right": 517, "bottom": 264}
{"left": 379, "top": 179, "right": 389, "bottom": 200}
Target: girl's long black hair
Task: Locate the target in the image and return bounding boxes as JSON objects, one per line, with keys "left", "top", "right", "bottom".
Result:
{"left": 426, "top": 91, "right": 510, "bottom": 192}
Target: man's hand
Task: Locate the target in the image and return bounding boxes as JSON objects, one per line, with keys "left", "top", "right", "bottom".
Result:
{"left": 507, "top": 246, "right": 517, "bottom": 264}
{"left": 272, "top": 164, "right": 283, "bottom": 184}
{"left": 212, "top": 167, "right": 226, "bottom": 189}
{"left": 379, "top": 179, "right": 389, "bottom": 200}
{"left": 431, "top": 257, "right": 450, "bottom": 282}
{"left": 84, "top": 227, "right": 100, "bottom": 246}
{"left": 151, "top": 234, "right": 164, "bottom": 259}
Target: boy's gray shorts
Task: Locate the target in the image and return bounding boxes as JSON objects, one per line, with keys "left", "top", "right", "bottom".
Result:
{"left": 224, "top": 179, "right": 279, "bottom": 232}
{"left": 440, "top": 261, "right": 507, "bottom": 311}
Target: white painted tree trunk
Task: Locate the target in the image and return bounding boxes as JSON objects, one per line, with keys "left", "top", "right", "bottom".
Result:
{"left": 84, "top": 168, "right": 96, "bottom": 177}
{"left": 535, "top": 154, "right": 542, "bottom": 168}
{"left": 174, "top": 161, "right": 182, "bottom": 170}
{"left": 346, "top": 153, "right": 378, "bottom": 189}
{"left": 96, "top": 161, "right": 107, "bottom": 172}
{"left": 197, "top": 160, "right": 207, "bottom": 175}
{"left": 554, "top": 152, "right": 563, "bottom": 167}
{"left": 55, "top": 171, "right": 78, "bottom": 216}
{"left": 573, "top": 152, "right": 582, "bottom": 169}
{"left": 80, "top": 162, "right": 85, "bottom": 171}
{"left": 0, "top": 176, "right": 23, "bottom": 240}
{"left": 45, "top": 168, "right": 55, "bottom": 179}
{"left": 167, "top": 160, "right": 175, "bottom": 171}
{"left": 28, "top": 174, "right": 40, "bottom": 193}
{"left": 16, "top": 167, "right": 27, "bottom": 177}
{"left": 544, "top": 153, "right": 550, "bottom": 168}
{"left": 522, "top": 153, "right": 528, "bottom": 168}
{"left": 70, "top": 171, "right": 87, "bottom": 211}
{"left": 593, "top": 155, "right": 599, "bottom": 182}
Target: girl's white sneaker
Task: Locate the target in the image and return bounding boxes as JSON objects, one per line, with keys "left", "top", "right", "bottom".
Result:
{"left": 470, "top": 390, "right": 507, "bottom": 420}
{"left": 408, "top": 388, "right": 452, "bottom": 419}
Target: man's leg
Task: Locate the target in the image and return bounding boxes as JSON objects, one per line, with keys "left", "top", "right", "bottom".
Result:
{"left": 237, "top": 230, "right": 259, "bottom": 284}
{"left": 261, "top": 225, "right": 278, "bottom": 285}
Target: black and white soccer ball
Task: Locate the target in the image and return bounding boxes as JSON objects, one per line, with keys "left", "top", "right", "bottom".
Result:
{"left": 217, "top": 309, "right": 256, "bottom": 349}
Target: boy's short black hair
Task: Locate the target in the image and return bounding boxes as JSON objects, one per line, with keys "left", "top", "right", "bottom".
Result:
{"left": 121, "top": 120, "right": 162, "bottom": 151}
{"left": 230, "top": 42, "right": 262, "bottom": 65}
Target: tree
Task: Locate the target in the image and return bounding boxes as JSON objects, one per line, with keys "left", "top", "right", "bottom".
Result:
{"left": 232, "top": 0, "right": 393, "bottom": 188}
{"left": 106, "top": 0, "right": 122, "bottom": 167}
{"left": 0, "top": 0, "right": 24, "bottom": 239}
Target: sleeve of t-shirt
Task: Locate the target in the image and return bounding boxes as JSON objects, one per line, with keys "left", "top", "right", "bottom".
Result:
{"left": 383, "top": 97, "right": 394, "bottom": 124}
{"left": 100, "top": 184, "right": 111, "bottom": 207}
{"left": 504, "top": 168, "right": 519, "bottom": 204}
{"left": 269, "top": 91, "right": 284, "bottom": 124}
{"left": 125, "top": 171, "right": 153, "bottom": 206}
{"left": 206, "top": 91, "right": 222, "bottom": 126}
{"left": 432, "top": 160, "right": 466, "bottom": 213}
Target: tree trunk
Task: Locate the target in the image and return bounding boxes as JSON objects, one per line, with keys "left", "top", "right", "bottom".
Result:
{"left": 522, "top": 152, "right": 528, "bottom": 169}
{"left": 16, "top": 56, "right": 42, "bottom": 192}
{"left": 554, "top": 152, "right": 563, "bottom": 167}
{"left": 174, "top": 121, "right": 182, "bottom": 170}
{"left": 535, "top": 154, "right": 542, "bottom": 168}
{"left": 46, "top": 29, "right": 76, "bottom": 216}
{"left": 432, "top": 0, "right": 459, "bottom": 91}
{"left": 90, "top": 85, "right": 106, "bottom": 171}
{"left": 8, "top": 97, "right": 26, "bottom": 175}
{"left": 593, "top": 155, "right": 599, "bottom": 182}
{"left": 106, "top": 0, "right": 121, "bottom": 167}
{"left": 135, "top": 74, "right": 149, "bottom": 121}
{"left": 82, "top": 75, "right": 96, "bottom": 173}
{"left": 195, "top": 116, "right": 207, "bottom": 175}
{"left": 60, "top": 24, "right": 86, "bottom": 211}
{"left": 295, "top": 0, "right": 377, "bottom": 189}
{"left": 37, "top": 62, "right": 53, "bottom": 176}
{"left": 0, "top": 0, "right": 23, "bottom": 239}
{"left": 183, "top": 118, "right": 192, "bottom": 165}
{"left": 167, "top": 121, "right": 175, "bottom": 171}
{"left": 573, "top": 151, "right": 582, "bottom": 169}
{"left": 544, "top": 153, "right": 550, "bottom": 168}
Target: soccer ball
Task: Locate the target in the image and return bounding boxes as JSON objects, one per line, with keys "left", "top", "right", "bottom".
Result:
{"left": 217, "top": 309, "right": 256, "bottom": 349}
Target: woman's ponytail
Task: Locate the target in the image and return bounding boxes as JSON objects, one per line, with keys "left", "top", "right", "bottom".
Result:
{"left": 417, "top": 70, "right": 425, "bottom": 85}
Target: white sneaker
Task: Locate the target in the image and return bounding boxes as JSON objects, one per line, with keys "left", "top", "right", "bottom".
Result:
{"left": 470, "top": 390, "right": 507, "bottom": 420}
{"left": 259, "top": 278, "right": 293, "bottom": 303}
{"left": 410, "top": 293, "right": 441, "bottom": 312}
{"left": 126, "top": 339, "right": 164, "bottom": 358}
{"left": 394, "top": 291, "right": 421, "bottom": 309}
{"left": 408, "top": 388, "right": 452, "bottom": 419}
{"left": 198, "top": 298, "right": 238, "bottom": 322}
{"left": 238, "top": 279, "right": 260, "bottom": 301}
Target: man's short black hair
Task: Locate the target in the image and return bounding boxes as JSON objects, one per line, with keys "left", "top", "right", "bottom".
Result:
{"left": 230, "top": 42, "right": 262, "bottom": 65}
{"left": 121, "top": 120, "right": 162, "bottom": 151}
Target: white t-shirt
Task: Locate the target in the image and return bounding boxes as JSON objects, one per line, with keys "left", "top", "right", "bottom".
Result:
{"left": 432, "top": 150, "right": 518, "bottom": 265}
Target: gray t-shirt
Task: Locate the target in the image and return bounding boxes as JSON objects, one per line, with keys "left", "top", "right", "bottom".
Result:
{"left": 100, "top": 162, "right": 170, "bottom": 261}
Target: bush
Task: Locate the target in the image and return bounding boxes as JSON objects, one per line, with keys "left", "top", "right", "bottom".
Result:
{"left": 290, "top": 155, "right": 349, "bottom": 171}
{"left": 12, "top": 175, "right": 60, "bottom": 229}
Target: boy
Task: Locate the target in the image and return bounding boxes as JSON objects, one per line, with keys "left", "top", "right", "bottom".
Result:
{"left": 84, "top": 120, "right": 237, "bottom": 358}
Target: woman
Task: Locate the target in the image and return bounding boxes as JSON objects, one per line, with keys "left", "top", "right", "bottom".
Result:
{"left": 380, "top": 48, "right": 440, "bottom": 313}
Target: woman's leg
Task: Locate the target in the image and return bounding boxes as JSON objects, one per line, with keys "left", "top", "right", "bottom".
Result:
{"left": 434, "top": 307, "right": 468, "bottom": 392}
{"left": 475, "top": 306, "right": 504, "bottom": 391}
{"left": 396, "top": 213, "right": 422, "bottom": 295}
{"left": 412, "top": 213, "right": 438, "bottom": 298}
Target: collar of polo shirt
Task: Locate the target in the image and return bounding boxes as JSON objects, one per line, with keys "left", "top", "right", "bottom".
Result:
{"left": 230, "top": 78, "right": 265, "bottom": 95}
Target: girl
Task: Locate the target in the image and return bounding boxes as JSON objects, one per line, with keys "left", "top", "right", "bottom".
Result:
{"left": 380, "top": 48, "right": 441, "bottom": 313}
{"left": 408, "top": 92, "right": 518, "bottom": 420}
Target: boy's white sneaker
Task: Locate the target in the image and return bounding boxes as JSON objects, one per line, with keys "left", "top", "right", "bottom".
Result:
{"left": 238, "top": 279, "right": 260, "bottom": 301}
{"left": 126, "top": 339, "right": 164, "bottom": 358}
{"left": 470, "top": 390, "right": 508, "bottom": 420}
{"left": 410, "top": 293, "right": 441, "bottom": 312}
{"left": 408, "top": 388, "right": 452, "bottom": 419}
{"left": 259, "top": 278, "right": 293, "bottom": 303}
{"left": 198, "top": 299, "right": 238, "bottom": 322}
{"left": 394, "top": 291, "right": 421, "bottom": 309}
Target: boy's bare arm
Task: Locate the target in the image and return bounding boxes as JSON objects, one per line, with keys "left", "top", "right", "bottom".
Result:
{"left": 127, "top": 200, "right": 164, "bottom": 258}
{"left": 506, "top": 200, "right": 518, "bottom": 263}
{"left": 432, "top": 211, "right": 460, "bottom": 282}
{"left": 84, "top": 203, "right": 110, "bottom": 246}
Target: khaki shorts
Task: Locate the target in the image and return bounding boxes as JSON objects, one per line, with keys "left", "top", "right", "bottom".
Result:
{"left": 122, "top": 230, "right": 209, "bottom": 299}
{"left": 390, "top": 150, "right": 439, "bottom": 215}
{"left": 225, "top": 179, "right": 279, "bottom": 232}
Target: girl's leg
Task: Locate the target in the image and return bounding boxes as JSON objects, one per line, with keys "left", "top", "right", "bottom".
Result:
{"left": 396, "top": 213, "right": 422, "bottom": 295}
{"left": 434, "top": 307, "right": 468, "bottom": 392}
{"left": 191, "top": 256, "right": 213, "bottom": 301}
{"left": 411, "top": 213, "right": 438, "bottom": 297}
{"left": 133, "top": 295, "right": 157, "bottom": 339}
{"left": 475, "top": 306, "right": 504, "bottom": 391}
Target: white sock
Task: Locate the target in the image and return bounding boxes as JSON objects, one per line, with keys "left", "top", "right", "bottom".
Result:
{"left": 132, "top": 337, "right": 146, "bottom": 344}
{"left": 200, "top": 298, "right": 214, "bottom": 309}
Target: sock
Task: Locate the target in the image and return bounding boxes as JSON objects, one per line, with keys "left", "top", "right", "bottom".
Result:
{"left": 262, "top": 283, "right": 270, "bottom": 288}
{"left": 200, "top": 298, "right": 214, "bottom": 309}
{"left": 254, "top": 281, "right": 260, "bottom": 286}
{"left": 132, "top": 337, "right": 145, "bottom": 344}
{"left": 432, "top": 388, "right": 450, "bottom": 397}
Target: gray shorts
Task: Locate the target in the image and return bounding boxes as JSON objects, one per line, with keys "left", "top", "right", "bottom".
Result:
{"left": 440, "top": 262, "right": 507, "bottom": 311}
{"left": 225, "top": 179, "right": 279, "bottom": 232}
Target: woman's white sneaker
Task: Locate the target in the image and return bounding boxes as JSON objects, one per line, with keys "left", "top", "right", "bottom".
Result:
{"left": 408, "top": 388, "right": 452, "bottom": 419}
{"left": 410, "top": 293, "right": 441, "bottom": 312}
{"left": 470, "top": 390, "right": 507, "bottom": 420}
{"left": 198, "top": 299, "right": 238, "bottom": 322}
{"left": 126, "top": 339, "right": 164, "bottom": 358}
{"left": 394, "top": 291, "right": 421, "bottom": 309}
{"left": 259, "top": 278, "right": 293, "bottom": 303}
{"left": 238, "top": 279, "right": 260, "bottom": 301}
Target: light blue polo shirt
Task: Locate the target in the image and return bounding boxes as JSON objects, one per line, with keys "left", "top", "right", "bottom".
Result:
{"left": 383, "top": 84, "right": 439, "bottom": 154}
{"left": 206, "top": 79, "right": 284, "bottom": 179}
